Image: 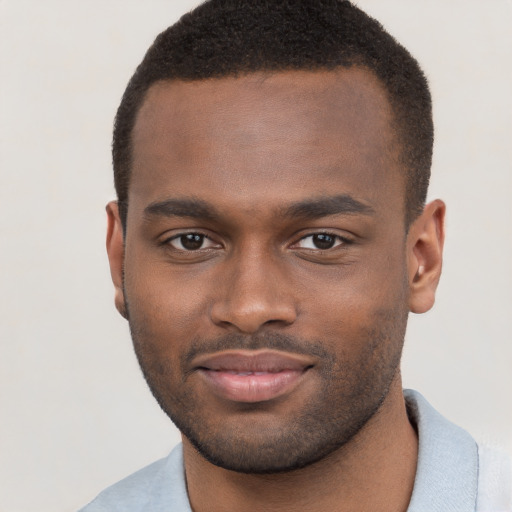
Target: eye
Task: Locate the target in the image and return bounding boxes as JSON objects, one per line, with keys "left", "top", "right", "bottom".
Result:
{"left": 295, "top": 233, "right": 346, "bottom": 250}
{"left": 167, "top": 233, "right": 218, "bottom": 251}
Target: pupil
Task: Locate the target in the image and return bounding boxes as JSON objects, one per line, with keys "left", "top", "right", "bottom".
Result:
{"left": 313, "top": 234, "right": 335, "bottom": 249}
{"left": 181, "top": 234, "right": 204, "bottom": 250}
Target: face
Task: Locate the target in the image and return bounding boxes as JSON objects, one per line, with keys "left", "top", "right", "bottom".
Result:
{"left": 108, "top": 69, "right": 430, "bottom": 473}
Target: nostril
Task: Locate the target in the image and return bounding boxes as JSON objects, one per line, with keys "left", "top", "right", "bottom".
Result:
{"left": 262, "top": 318, "right": 293, "bottom": 327}
{"left": 210, "top": 302, "right": 297, "bottom": 334}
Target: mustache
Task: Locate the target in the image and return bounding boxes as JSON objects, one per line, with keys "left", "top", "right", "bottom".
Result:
{"left": 181, "top": 331, "right": 334, "bottom": 371}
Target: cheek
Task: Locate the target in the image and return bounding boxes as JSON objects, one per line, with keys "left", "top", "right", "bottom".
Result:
{"left": 296, "top": 250, "right": 408, "bottom": 344}
{"left": 123, "top": 253, "right": 212, "bottom": 348}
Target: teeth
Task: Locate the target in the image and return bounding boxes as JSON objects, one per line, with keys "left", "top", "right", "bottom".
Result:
{"left": 222, "top": 370, "right": 273, "bottom": 376}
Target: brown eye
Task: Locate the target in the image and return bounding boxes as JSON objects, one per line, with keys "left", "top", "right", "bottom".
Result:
{"left": 181, "top": 234, "right": 204, "bottom": 250}
{"left": 312, "top": 234, "right": 335, "bottom": 249}
{"left": 169, "top": 233, "right": 212, "bottom": 251}
{"left": 296, "top": 233, "right": 344, "bottom": 250}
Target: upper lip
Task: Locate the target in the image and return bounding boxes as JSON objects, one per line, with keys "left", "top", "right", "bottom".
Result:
{"left": 192, "top": 349, "right": 314, "bottom": 373}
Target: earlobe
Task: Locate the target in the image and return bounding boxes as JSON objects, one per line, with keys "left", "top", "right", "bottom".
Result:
{"left": 106, "top": 201, "right": 128, "bottom": 319}
{"left": 407, "top": 199, "right": 446, "bottom": 314}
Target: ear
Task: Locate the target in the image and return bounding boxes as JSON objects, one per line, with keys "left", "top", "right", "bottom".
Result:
{"left": 106, "top": 201, "right": 128, "bottom": 319}
{"left": 407, "top": 199, "right": 446, "bottom": 314}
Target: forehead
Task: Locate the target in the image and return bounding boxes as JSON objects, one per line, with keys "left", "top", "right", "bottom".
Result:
{"left": 130, "top": 68, "right": 402, "bottom": 216}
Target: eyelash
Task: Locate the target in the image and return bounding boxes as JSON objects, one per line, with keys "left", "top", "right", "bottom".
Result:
{"left": 164, "top": 232, "right": 219, "bottom": 252}
{"left": 293, "top": 232, "right": 352, "bottom": 251}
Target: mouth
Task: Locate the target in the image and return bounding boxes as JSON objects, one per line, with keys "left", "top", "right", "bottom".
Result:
{"left": 193, "top": 350, "right": 314, "bottom": 403}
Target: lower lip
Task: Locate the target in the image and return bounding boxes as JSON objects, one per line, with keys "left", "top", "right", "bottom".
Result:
{"left": 198, "top": 369, "right": 305, "bottom": 403}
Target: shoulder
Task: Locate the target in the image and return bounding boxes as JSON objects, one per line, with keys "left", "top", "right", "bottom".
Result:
{"left": 476, "top": 442, "right": 512, "bottom": 511}
{"left": 404, "top": 389, "right": 512, "bottom": 511}
{"left": 79, "top": 444, "right": 190, "bottom": 512}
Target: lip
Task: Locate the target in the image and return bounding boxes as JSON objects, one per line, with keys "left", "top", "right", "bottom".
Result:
{"left": 193, "top": 350, "right": 313, "bottom": 403}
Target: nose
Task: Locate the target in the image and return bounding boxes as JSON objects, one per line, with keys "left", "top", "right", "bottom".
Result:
{"left": 210, "top": 249, "right": 297, "bottom": 334}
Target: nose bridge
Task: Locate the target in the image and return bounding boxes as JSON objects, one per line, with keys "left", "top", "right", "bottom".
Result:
{"left": 210, "top": 240, "right": 297, "bottom": 333}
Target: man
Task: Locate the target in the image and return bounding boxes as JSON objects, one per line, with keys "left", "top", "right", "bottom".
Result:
{"left": 81, "top": 0, "right": 511, "bottom": 510}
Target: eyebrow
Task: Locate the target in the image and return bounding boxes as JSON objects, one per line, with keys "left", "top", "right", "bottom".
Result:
{"left": 143, "top": 194, "right": 375, "bottom": 222}
{"left": 282, "top": 194, "right": 375, "bottom": 219}
{"left": 144, "top": 198, "right": 219, "bottom": 221}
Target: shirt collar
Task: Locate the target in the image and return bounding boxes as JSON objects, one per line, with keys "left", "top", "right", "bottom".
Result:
{"left": 142, "top": 445, "right": 191, "bottom": 512}
{"left": 405, "top": 389, "right": 478, "bottom": 511}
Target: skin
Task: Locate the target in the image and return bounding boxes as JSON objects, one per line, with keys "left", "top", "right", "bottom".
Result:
{"left": 107, "top": 68, "right": 445, "bottom": 511}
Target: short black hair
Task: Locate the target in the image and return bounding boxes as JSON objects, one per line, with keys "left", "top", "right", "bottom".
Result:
{"left": 113, "top": 0, "right": 433, "bottom": 227}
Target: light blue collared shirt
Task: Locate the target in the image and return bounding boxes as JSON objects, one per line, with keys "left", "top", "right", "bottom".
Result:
{"left": 80, "top": 389, "right": 511, "bottom": 511}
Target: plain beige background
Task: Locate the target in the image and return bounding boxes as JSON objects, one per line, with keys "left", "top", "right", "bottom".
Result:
{"left": 0, "top": 1, "right": 511, "bottom": 511}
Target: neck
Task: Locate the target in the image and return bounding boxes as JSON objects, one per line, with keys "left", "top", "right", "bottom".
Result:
{"left": 183, "top": 378, "right": 418, "bottom": 512}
